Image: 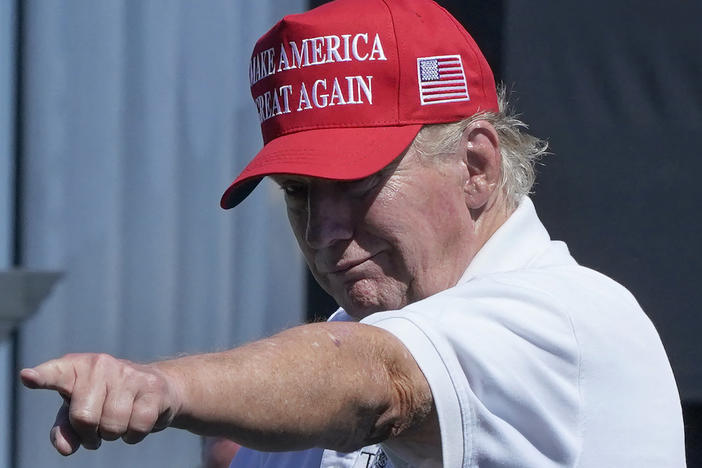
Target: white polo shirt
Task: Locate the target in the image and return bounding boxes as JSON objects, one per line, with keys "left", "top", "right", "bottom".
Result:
{"left": 231, "top": 197, "right": 685, "bottom": 467}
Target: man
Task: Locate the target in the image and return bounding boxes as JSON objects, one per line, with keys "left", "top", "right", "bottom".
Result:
{"left": 21, "top": 0, "right": 685, "bottom": 466}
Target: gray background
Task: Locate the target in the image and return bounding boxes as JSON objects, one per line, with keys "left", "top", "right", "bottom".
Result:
{"left": 1, "top": 1, "right": 306, "bottom": 467}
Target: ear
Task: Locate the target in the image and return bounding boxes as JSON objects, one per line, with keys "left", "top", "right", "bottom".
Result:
{"left": 458, "top": 121, "right": 501, "bottom": 210}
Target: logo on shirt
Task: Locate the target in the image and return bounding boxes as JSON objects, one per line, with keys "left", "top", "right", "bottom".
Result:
{"left": 356, "top": 447, "right": 389, "bottom": 468}
{"left": 371, "top": 449, "right": 388, "bottom": 467}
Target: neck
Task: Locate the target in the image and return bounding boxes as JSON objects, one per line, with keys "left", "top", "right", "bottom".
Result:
{"left": 469, "top": 192, "right": 514, "bottom": 258}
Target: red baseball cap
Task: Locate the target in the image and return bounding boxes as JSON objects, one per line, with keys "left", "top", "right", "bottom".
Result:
{"left": 220, "top": 0, "right": 498, "bottom": 209}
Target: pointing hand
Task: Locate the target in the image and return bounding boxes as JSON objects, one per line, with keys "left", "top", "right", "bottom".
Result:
{"left": 20, "top": 353, "right": 183, "bottom": 455}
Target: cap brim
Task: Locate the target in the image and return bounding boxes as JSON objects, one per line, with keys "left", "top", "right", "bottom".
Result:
{"left": 220, "top": 125, "right": 423, "bottom": 209}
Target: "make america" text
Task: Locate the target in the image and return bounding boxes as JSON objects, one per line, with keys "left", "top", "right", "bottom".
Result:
{"left": 250, "top": 32, "right": 387, "bottom": 123}
{"left": 250, "top": 33, "right": 387, "bottom": 86}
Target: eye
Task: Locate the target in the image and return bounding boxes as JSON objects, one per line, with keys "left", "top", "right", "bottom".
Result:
{"left": 277, "top": 180, "right": 308, "bottom": 202}
{"left": 341, "top": 173, "right": 382, "bottom": 196}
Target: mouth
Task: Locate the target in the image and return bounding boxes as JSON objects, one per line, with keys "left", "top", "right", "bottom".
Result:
{"left": 319, "top": 251, "right": 382, "bottom": 275}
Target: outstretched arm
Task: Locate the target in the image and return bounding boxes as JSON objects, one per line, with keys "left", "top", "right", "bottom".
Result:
{"left": 20, "top": 321, "right": 437, "bottom": 456}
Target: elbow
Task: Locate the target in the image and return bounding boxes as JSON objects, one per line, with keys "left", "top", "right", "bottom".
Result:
{"left": 380, "top": 361, "right": 434, "bottom": 441}
{"left": 329, "top": 361, "right": 434, "bottom": 452}
{"left": 321, "top": 400, "right": 395, "bottom": 452}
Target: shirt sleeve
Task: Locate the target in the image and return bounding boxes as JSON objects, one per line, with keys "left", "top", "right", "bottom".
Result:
{"left": 360, "top": 275, "right": 582, "bottom": 468}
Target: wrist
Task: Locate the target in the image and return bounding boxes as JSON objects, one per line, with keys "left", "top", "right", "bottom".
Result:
{"left": 150, "top": 358, "right": 191, "bottom": 430}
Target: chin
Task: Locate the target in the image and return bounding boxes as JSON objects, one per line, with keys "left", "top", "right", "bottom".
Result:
{"left": 342, "top": 292, "right": 406, "bottom": 321}
{"left": 328, "top": 277, "right": 408, "bottom": 319}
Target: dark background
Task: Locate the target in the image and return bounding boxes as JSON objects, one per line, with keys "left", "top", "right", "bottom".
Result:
{"left": 308, "top": 0, "right": 702, "bottom": 463}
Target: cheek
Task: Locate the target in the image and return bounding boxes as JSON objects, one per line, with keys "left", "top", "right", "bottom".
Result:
{"left": 429, "top": 192, "right": 466, "bottom": 231}
{"left": 367, "top": 187, "right": 467, "bottom": 273}
{"left": 370, "top": 185, "right": 460, "bottom": 240}
{"left": 286, "top": 209, "right": 313, "bottom": 259}
{"left": 286, "top": 208, "right": 306, "bottom": 239}
{"left": 362, "top": 204, "right": 420, "bottom": 278}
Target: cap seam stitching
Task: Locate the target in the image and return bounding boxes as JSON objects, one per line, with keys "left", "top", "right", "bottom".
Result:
{"left": 379, "top": 0, "right": 402, "bottom": 123}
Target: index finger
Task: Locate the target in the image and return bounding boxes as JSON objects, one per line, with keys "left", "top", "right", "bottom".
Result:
{"left": 20, "top": 358, "right": 78, "bottom": 399}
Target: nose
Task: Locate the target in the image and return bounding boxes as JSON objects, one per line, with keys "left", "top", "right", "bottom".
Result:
{"left": 304, "top": 182, "right": 354, "bottom": 249}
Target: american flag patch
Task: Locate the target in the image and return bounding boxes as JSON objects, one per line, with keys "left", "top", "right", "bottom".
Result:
{"left": 417, "top": 55, "right": 470, "bottom": 105}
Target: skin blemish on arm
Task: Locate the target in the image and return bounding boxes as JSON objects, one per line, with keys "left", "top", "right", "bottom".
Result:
{"left": 326, "top": 332, "right": 342, "bottom": 347}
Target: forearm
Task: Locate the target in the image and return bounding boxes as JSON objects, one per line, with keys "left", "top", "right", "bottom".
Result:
{"left": 20, "top": 320, "right": 436, "bottom": 455}
{"left": 160, "top": 321, "right": 433, "bottom": 452}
